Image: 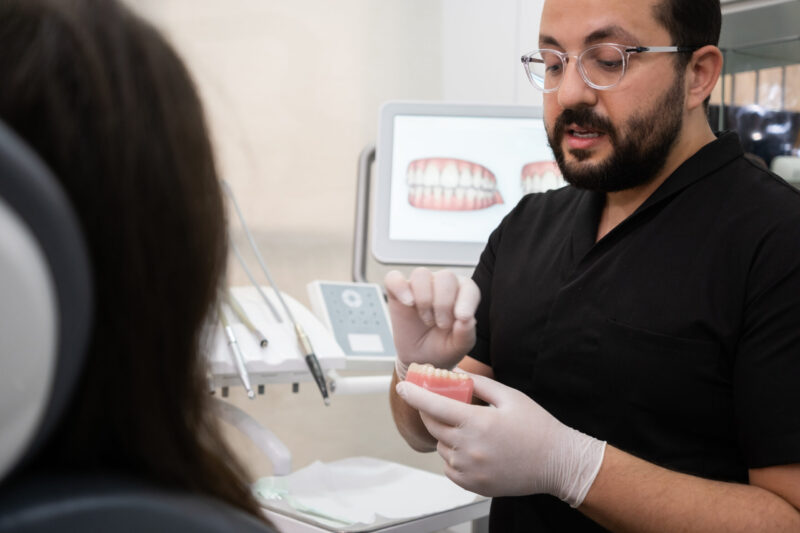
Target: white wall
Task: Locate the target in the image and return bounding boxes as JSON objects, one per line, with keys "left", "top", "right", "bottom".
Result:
{"left": 441, "top": 0, "right": 544, "bottom": 106}
{"left": 132, "top": 0, "right": 443, "bottom": 243}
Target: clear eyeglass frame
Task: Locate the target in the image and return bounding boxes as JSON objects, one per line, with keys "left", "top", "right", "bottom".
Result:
{"left": 520, "top": 43, "right": 699, "bottom": 92}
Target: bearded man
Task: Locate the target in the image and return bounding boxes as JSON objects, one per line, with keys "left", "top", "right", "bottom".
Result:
{"left": 385, "top": 0, "right": 800, "bottom": 531}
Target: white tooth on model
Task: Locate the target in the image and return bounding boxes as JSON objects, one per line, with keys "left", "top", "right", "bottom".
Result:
{"left": 407, "top": 362, "right": 469, "bottom": 381}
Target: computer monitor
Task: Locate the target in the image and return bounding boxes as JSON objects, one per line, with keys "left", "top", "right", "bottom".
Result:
{"left": 373, "top": 101, "right": 563, "bottom": 266}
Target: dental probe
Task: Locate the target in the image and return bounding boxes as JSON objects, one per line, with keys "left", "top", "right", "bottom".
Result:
{"left": 218, "top": 304, "right": 256, "bottom": 399}
{"left": 226, "top": 289, "right": 269, "bottom": 347}
{"left": 222, "top": 180, "right": 330, "bottom": 406}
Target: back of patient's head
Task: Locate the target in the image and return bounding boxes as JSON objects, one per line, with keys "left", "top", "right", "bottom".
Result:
{"left": 0, "top": 0, "right": 265, "bottom": 521}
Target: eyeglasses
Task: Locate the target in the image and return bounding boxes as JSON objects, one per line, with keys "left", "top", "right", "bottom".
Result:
{"left": 520, "top": 43, "right": 699, "bottom": 92}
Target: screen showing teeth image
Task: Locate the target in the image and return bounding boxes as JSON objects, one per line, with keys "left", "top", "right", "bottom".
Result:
{"left": 390, "top": 114, "right": 554, "bottom": 244}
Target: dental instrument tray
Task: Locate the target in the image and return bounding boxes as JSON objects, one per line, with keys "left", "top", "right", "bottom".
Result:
{"left": 208, "top": 285, "right": 346, "bottom": 388}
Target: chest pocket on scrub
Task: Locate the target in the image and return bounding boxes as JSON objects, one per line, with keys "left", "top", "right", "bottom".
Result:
{"left": 602, "top": 318, "right": 730, "bottom": 428}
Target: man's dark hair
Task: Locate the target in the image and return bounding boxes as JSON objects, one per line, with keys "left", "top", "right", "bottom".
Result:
{"left": 654, "top": 0, "right": 722, "bottom": 69}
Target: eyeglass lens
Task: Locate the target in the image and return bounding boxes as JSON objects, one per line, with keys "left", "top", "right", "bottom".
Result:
{"left": 526, "top": 45, "right": 626, "bottom": 90}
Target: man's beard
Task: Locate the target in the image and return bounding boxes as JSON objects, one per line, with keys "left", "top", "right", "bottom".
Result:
{"left": 546, "top": 74, "right": 685, "bottom": 192}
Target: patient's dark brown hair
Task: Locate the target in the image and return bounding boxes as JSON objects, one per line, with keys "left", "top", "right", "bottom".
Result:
{"left": 0, "top": 0, "right": 268, "bottom": 523}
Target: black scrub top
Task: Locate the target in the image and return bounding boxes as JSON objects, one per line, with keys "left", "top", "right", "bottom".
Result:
{"left": 470, "top": 132, "right": 800, "bottom": 532}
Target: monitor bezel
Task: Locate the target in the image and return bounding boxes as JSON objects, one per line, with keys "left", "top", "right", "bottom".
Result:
{"left": 373, "top": 101, "right": 546, "bottom": 266}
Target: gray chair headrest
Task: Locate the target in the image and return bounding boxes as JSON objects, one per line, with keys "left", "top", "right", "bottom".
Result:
{"left": 0, "top": 120, "right": 93, "bottom": 483}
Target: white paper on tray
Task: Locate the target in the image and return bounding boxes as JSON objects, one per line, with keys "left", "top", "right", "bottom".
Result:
{"left": 253, "top": 456, "right": 480, "bottom": 528}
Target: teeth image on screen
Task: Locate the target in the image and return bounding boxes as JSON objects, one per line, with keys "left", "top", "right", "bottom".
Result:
{"left": 383, "top": 109, "right": 555, "bottom": 253}
{"left": 521, "top": 160, "right": 567, "bottom": 194}
{"left": 406, "top": 157, "right": 504, "bottom": 211}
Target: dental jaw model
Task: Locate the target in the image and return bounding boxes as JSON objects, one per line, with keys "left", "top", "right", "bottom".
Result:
{"left": 405, "top": 363, "right": 474, "bottom": 403}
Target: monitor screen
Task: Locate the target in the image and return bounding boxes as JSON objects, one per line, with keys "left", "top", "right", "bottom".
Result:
{"left": 373, "top": 101, "right": 563, "bottom": 266}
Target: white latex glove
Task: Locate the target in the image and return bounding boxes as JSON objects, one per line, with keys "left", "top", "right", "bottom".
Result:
{"left": 395, "top": 372, "right": 606, "bottom": 508}
{"left": 384, "top": 268, "right": 480, "bottom": 379}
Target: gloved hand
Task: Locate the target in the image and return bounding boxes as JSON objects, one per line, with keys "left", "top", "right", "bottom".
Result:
{"left": 384, "top": 268, "right": 480, "bottom": 380}
{"left": 395, "top": 372, "right": 606, "bottom": 507}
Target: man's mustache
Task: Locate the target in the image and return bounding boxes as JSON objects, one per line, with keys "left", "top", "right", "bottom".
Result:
{"left": 552, "top": 108, "right": 617, "bottom": 144}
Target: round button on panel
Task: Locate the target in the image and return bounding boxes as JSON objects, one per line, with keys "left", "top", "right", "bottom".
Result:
{"left": 341, "top": 289, "right": 363, "bottom": 308}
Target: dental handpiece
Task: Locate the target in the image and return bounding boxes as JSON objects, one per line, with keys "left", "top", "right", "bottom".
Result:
{"left": 294, "top": 323, "right": 330, "bottom": 406}
{"left": 219, "top": 305, "right": 255, "bottom": 399}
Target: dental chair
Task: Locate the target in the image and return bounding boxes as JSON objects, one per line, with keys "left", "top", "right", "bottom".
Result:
{"left": 0, "top": 120, "right": 274, "bottom": 532}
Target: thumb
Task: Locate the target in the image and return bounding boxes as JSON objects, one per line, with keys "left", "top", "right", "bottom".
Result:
{"left": 469, "top": 373, "right": 514, "bottom": 407}
{"left": 450, "top": 317, "right": 476, "bottom": 351}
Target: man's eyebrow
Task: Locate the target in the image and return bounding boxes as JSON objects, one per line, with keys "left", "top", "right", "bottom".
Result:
{"left": 584, "top": 25, "right": 640, "bottom": 46}
{"left": 539, "top": 34, "right": 561, "bottom": 48}
{"left": 539, "top": 26, "right": 640, "bottom": 49}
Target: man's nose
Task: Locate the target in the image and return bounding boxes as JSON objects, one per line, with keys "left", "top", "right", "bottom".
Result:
{"left": 556, "top": 59, "right": 598, "bottom": 110}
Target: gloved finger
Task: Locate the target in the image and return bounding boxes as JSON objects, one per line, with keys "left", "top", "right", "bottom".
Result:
{"left": 450, "top": 317, "right": 477, "bottom": 353}
{"left": 396, "top": 380, "right": 471, "bottom": 427}
{"left": 436, "top": 441, "right": 460, "bottom": 472}
{"left": 468, "top": 372, "right": 515, "bottom": 407}
{"left": 409, "top": 267, "right": 435, "bottom": 327}
{"left": 384, "top": 270, "right": 414, "bottom": 306}
{"left": 453, "top": 277, "right": 481, "bottom": 321}
{"left": 420, "top": 411, "right": 459, "bottom": 447}
{"left": 432, "top": 270, "right": 458, "bottom": 329}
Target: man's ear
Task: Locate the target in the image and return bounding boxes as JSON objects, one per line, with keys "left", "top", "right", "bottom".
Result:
{"left": 685, "top": 45, "right": 723, "bottom": 111}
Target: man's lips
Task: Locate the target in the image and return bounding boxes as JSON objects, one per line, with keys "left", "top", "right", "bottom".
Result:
{"left": 565, "top": 124, "right": 606, "bottom": 150}
{"left": 567, "top": 123, "right": 604, "bottom": 137}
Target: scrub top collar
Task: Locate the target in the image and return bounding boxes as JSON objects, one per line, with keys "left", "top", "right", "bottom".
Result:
{"left": 569, "top": 131, "right": 744, "bottom": 259}
{"left": 635, "top": 131, "right": 743, "bottom": 215}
